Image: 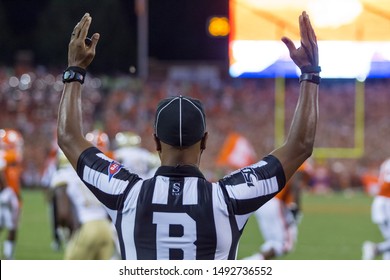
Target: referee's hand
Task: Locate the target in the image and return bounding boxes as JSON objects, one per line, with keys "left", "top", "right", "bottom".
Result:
{"left": 68, "top": 13, "right": 100, "bottom": 69}
{"left": 281, "top": 11, "right": 319, "bottom": 72}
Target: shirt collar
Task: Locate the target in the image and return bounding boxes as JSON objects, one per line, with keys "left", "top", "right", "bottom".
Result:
{"left": 155, "top": 165, "right": 205, "bottom": 179}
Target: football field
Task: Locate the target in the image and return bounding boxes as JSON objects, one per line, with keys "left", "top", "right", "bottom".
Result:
{"left": 239, "top": 191, "right": 381, "bottom": 260}
{"left": 1, "top": 189, "right": 382, "bottom": 260}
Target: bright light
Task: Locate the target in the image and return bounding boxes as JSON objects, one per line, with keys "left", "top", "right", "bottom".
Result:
{"left": 208, "top": 17, "right": 230, "bottom": 37}
{"left": 9, "top": 76, "right": 19, "bottom": 87}
{"left": 229, "top": 0, "right": 390, "bottom": 78}
{"left": 308, "top": 0, "right": 363, "bottom": 28}
{"left": 230, "top": 40, "right": 387, "bottom": 79}
{"left": 230, "top": 41, "right": 284, "bottom": 77}
{"left": 319, "top": 41, "right": 373, "bottom": 80}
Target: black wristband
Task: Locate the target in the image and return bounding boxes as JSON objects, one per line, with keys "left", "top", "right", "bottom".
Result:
{"left": 299, "top": 73, "right": 321, "bottom": 85}
{"left": 300, "top": 65, "right": 321, "bottom": 74}
{"left": 62, "top": 66, "right": 86, "bottom": 84}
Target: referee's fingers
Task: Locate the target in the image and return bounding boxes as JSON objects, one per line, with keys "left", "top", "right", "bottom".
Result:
{"left": 281, "top": 36, "right": 296, "bottom": 54}
{"left": 79, "top": 13, "right": 91, "bottom": 42}
{"left": 89, "top": 33, "right": 100, "bottom": 52}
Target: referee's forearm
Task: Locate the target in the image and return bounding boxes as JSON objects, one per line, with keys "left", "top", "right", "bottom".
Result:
{"left": 57, "top": 82, "right": 92, "bottom": 169}
{"left": 287, "top": 81, "right": 318, "bottom": 155}
{"left": 269, "top": 79, "right": 319, "bottom": 182}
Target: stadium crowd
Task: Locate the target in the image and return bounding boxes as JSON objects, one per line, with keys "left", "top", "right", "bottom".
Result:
{"left": 0, "top": 65, "right": 389, "bottom": 194}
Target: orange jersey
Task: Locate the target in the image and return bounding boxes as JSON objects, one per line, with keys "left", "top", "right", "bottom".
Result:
{"left": 361, "top": 172, "right": 379, "bottom": 196}
{"left": 4, "top": 165, "right": 22, "bottom": 197}
{"left": 276, "top": 162, "right": 312, "bottom": 203}
{"left": 3, "top": 149, "right": 23, "bottom": 198}
{"left": 377, "top": 159, "right": 390, "bottom": 198}
{"left": 276, "top": 181, "right": 293, "bottom": 204}
{"left": 0, "top": 129, "right": 24, "bottom": 201}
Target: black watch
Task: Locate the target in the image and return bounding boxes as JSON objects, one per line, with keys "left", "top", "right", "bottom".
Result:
{"left": 62, "top": 66, "right": 86, "bottom": 84}
{"left": 299, "top": 73, "right": 321, "bottom": 85}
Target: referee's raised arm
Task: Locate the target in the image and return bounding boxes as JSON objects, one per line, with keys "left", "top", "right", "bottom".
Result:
{"left": 270, "top": 11, "right": 320, "bottom": 182}
{"left": 54, "top": 10, "right": 321, "bottom": 260}
{"left": 57, "top": 13, "right": 100, "bottom": 169}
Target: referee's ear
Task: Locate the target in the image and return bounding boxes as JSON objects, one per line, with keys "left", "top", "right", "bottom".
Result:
{"left": 200, "top": 132, "right": 208, "bottom": 150}
{"left": 153, "top": 134, "right": 162, "bottom": 152}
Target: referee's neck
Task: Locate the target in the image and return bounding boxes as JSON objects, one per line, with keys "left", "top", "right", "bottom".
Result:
{"left": 159, "top": 142, "right": 202, "bottom": 168}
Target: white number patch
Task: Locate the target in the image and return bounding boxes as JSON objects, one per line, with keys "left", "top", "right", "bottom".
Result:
{"left": 152, "top": 212, "right": 196, "bottom": 259}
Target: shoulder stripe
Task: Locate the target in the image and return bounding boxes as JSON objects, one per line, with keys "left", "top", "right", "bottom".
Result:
{"left": 152, "top": 177, "right": 168, "bottom": 204}
{"left": 183, "top": 177, "right": 198, "bottom": 205}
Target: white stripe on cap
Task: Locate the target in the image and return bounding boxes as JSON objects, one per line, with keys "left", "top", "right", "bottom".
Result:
{"left": 155, "top": 95, "right": 205, "bottom": 147}
{"left": 182, "top": 96, "right": 206, "bottom": 135}
{"left": 155, "top": 96, "right": 179, "bottom": 138}
{"left": 179, "top": 95, "right": 183, "bottom": 147}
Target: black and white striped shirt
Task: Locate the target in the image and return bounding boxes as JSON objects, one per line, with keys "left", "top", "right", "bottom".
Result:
{"left": 77, "top": 147, "right": 286, "bottom": 260}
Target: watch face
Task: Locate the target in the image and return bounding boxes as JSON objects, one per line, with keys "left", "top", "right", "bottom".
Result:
{"left": 63, "top": 70, "right": 75, "bottom": 80}
{"left": 62, "top": 68, "right": 85, "bottom": 84}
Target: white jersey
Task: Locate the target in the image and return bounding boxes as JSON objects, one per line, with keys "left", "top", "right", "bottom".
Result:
{"left": 50, "top": 165, "right": 108, "bottom": 224}
{"left": 113, "top": 146, "right": 159, "bottom": 179}
{"left": 0, "top": 186, "right": 19, "bottom": 229}
{"left": 253, "top": 197, "right": 297, "bottom": 256}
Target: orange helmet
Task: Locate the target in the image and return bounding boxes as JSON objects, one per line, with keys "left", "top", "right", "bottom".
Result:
{"left": 0, "top": 129, "right": 24, "bottom": 164}
{"left": 85, "top": 129, "right": 110, "bottom": 153}
{"left": 0, "top": 129, "right": 24, "bottom": 150}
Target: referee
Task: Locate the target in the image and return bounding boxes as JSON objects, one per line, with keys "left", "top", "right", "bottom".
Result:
{"left": 57, "top": 11, "right": 320, "bottom": 260}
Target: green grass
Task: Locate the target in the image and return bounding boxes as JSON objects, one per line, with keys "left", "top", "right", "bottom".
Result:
{"left": 1, "top": 189, "right": 64, "bottom": 260}
{"left": 238, "top": 191, "right": 382, "bottom": 260}
{"left": 1, "top": 189, "right": 382, "bottom": 260}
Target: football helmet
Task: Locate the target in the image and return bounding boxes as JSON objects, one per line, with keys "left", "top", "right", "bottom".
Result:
{"left": 0, "top": 129, "right": 24, "bottom": 164}
{"left": 0, "top": 129, "right": 24, "bottom": 150}
{"left": 114, "top": 131, "right": 141, "bottom": 148}
{"left": 56, "top": 149, "right": 70, "bottom": 168}
{"left": 85, "top": 129, "right": 110, "bottom": 153}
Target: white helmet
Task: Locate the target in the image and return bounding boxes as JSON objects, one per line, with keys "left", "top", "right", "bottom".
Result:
{"left": 114, "top": 131, "right": 141, "bottom": 148}
{"left": 57, "top": 149, "right": 70, "bottom": 168}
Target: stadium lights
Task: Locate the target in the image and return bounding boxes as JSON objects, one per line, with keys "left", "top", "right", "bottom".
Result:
{"left": 229, "top": 40, "right": 390, "bottom": 79}
{"left": 207, "top": 16, "right": 230, "bottom": 37}
{"left": 229, "top": 0, "right": 390, "bottom": 79}
{"left": 308, "top": 0, "right": 363, "bottom": 28}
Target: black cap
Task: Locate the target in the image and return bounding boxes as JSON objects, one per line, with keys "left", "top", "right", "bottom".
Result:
{"left": 154, "top": 96, "right": 206, "bottom": 147}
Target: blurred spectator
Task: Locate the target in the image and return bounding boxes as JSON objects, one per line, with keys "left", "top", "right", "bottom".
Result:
{"left": 1, "top": 66, "right": 390, "bottom": 190}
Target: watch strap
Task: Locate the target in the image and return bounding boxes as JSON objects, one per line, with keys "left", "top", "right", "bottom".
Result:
{"left": 300, "top": 65, "right": 321, "bottom": 74}
{"left": 63, "top": 66, "right": 86, "bottom": 84}
{"left": 299, "top": 73, "right": 321, "bottom": 85}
